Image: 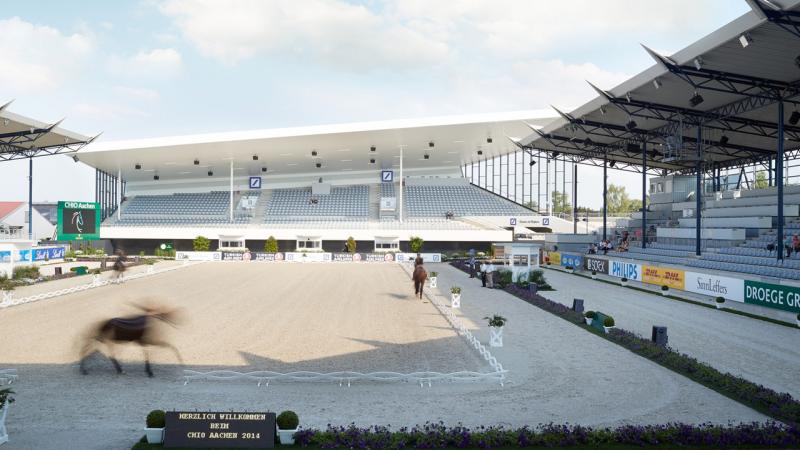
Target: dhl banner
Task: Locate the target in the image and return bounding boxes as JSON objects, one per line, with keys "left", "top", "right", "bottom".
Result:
{"left": 546, "top": 251, "right": 561, "bottom": 266}
{"left": 642, "top": 265, "right": 685, "bottom": 290}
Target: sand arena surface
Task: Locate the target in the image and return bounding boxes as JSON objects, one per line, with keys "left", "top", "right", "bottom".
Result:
{"left": 0, "top": 262, "right": 769, "bottom": 450}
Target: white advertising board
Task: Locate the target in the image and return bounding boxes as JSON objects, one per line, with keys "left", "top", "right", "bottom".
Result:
{"left": 175, "top": 251, "right": 222, "bottom": 261}
{"left": 608, "top": 259, "right": 642, "bottom": 281}
{"left": 395, "top": 253, "right": 442, "bottom": 263}
{"left": 284, "top": 252, "right": 332, "bottom": 262}
{"left": 684, "top": 271, "right": 745, "bottom": 302}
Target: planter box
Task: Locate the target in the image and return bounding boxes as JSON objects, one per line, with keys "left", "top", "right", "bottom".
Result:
{"left": 620, "top": 281, "right": 628, "bottom": 287}
{"left": 489, "top": 326, "right": 504, "bottom": 347}
{"left": 603, "top": 326, "right": 614, "bottom": 334}
{"left": 451, "top": 293, "right": 461, "bottom": 308}
{"left": 566, "top": 269, "right": 574, "bottom": 274}
{"left": 144, "top": 427, "right": 164, "bottom": 444}
{"left": 584, "top": 317, "right": 593, "bottom": 326}
{"left": 715, "top": 302, "right": 724, "bottom": 310}
{"left": 278, "top": 428, "right": 298, "bottom": 445}
{"left": 591, "top": 275, "right": 597, "bottom": 280}
{"left": 661, "top": 290, "right": 669, "bottom": 296}
{"left": 429, "top": 276, "right": 437, "bottom": 288}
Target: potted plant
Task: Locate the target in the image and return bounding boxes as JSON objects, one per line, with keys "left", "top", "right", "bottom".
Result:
{"left": 0, "top": 388, "right": 13, "bottom": 445}
{"left": 565, "top": 265, "right": 574, "bottom": 274}
{"left": 429, "top": 271, "right": 438, "bottom": 288}
{"left": 276, "top": 410, "right": 299, "bottom": 445}
{"left": 584, "top": 310, "right": 596, "bottom": 326}
{"left": 661, "top": 285, "right": 669, "bottom": 296}
{"left": 620, "top": 277, "right": 628, "bottom": 287}
{"left": 450, "top": 286, "right": 461, "bottom": 308}
{"left": 603, "top": 316, "right": 615, "bottom": 333}
{"left": 144, "top": 409, "right": 165, "bottom": 444}
{"left": 484, "top": 314, "right": 507, "bottom": 347}
{"left": 715, "top": 296, "right": 725, "bottom": 310}
{"left": 591, "top": 270, "right": 597, "bottom": 280}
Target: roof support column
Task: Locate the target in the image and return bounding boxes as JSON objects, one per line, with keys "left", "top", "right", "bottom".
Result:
{"left": 696, "top": 125, "right": 702, "bottom": 257}
{"left": 117, "top": 169, "right": 122, "bottom": 220}
{"left": 777, "top": 100, "right": 785, "bottom": 262}
{"left": 572, "top": 163, "right": 578, "bottom": 234}
{"left": 399, "top": 145, "right": 404, "bottom": 224}
{"left": 641, "top": 141, "right": 647, "bottom": 249}
{"left": 28, "top": 157, "right": 33, "bottom": 241}
{"left": 229, "top": 159, "right": 234, "bottom": 223}
{"left": 769, "top": 158, "right": 773, "bottom": 187}
{"left": 602, "top": 153, "right": 607, "bottom": 242}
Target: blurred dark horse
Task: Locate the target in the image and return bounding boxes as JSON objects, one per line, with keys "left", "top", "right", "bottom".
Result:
{"left": 412, "top": 264, "right": 427, "bottom": 299}
{"left": 79, "top": 305, "right": 182, "bottom": 377}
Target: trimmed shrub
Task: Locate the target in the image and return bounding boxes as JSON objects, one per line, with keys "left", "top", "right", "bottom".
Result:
{"left": 484, "top": 314, "right": 507, "bottom": 327}
{"left": 193, "top": 236, "right": 211, "bottom": 252}
{"left": 146, "top": 410, "right": 166, "bottom": 428}
{"left": 264, "top": 236, "right": 279, "bottom": 253}
{"left": 496, "top": 269, "right": 513, "bottom": 288}
{"left": 0, "top": 388, "right": 14, "bottom": 407}
{"left": 716, "top": 296, "right": 726, "bottom": 304}
{"left": 450, "top": 286, "right": 461, "bottom": 294}
{"left": 346, "top": 236, "right": 357, "bottom": 253}
{"left": 13, "top": 265, "right": 40, "bottom": 280}
{"left": 603, "top": 316, "right": 615, "bottom": 327}
{"left": 409, "top": 236, "right": 424, "bottom": 253}
{"left": 584, "top": 310, "right": 596, "bottom": 319}
{"left": 277, "top": 410, "right": 299, "bottom": 430}
{"left": 661, "top": 285, "right": 669, "bottom": 291}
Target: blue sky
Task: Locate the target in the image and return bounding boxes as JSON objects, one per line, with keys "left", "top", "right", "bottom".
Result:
{"left": 0, "top": 0, "right": 750, "bottom": 207}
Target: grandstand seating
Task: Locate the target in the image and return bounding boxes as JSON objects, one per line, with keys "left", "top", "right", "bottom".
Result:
{"left": 265, "top": 185, "right": 369, "bottom": 221}
{"left": 123, "top": 192, "right": 230, "bottom": 215}
{"left": 404, "top": 184, "right": 531, "bottom": 217}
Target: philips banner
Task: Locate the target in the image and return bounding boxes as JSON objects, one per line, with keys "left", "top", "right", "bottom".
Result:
{"left": 608, "top": 259, "right": 642, "bottom": 281}
{"left": 57, "top": 201, "right": 101, "bottom": 240}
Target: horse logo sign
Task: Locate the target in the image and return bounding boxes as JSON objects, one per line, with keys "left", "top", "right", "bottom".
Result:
{"left": 58, "top": 201, "right": 100, "bottom": 240}
{"left": 71, "top": 211, "right": 85, "bottom": 233}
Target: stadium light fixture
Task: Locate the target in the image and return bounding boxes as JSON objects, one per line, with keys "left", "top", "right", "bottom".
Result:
{"left": 429, "top": 141, "right": 434, "bottom": 148}
{"left": 552, "top": 151, "right": 559, "bottom": 158}
{"left": 318, "top": 177, "right": 323, "bottom": 183}
{"left": 719, "top": 135, "right": 729, "bottom": 146}
{"left": 193, "top": 159, "right": 199, "bottom": 165}
{"left": 424, "top": 153, "right": 430, "bottom": 160}
{"left": 693, "top": 57, "right": 703, "bottom": 70}
{"left": 789, "top": 110, "right": 800, "bottom": 126}
{"left": 316, "top": 162, "right": 322, "bottom": 168}
{"left": 599, "top": 105, "right": 606, "bottom": 115}
{"left": 72, "top": 155, "right": 79, "bottom": 163}
{"left": 252, "top": 155, "right": 259, "bottom": 161}
{"left": 477, "top": 150, "right": 483, "bottom": 155}
{"left": 153, "top": 174, "right": 159, "bottom": 180}
{"left": 208, "top": 170, "right": 213, "bottom": 176}
{"left": 689, "top": 92, "right": 704, "bottom": 107}
{"left": 609, "top": 160, "right": 616, "bottom": 167}
{"left": 370, "top": 145, "right": 376, "bottom": 152}
{"left": 311, "top": 150, "right": 318, "bottom": 156}
{"left": 652, "top": 78, "right": 662, "bottom": 89}
{"left": 369, "top": 158, "right": 376, "bottom": 164}
{"left": 262, "top": 166, "right": 268, "bottom": 172}
{"left": 739, "top": 33, "right": 752, "bottom": 48}
{"left": 135, "top": 163, "right": 141, "bottom": 170}
{"left": 625, "top": 120, "right": 637, "bottom": 131}
{"left": 529, "top": 160, "right": 536, "bottom": 166}
{"left": 486, "top": 137, "right": 492, "bottom": 143}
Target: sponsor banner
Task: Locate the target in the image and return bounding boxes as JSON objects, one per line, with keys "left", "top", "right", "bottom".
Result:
{"left": 608, "top": 259, "right": 642, "bottom": 281}
{"left": 175, "top": 251, "right": 222, "bottom": 261}
{"left": 560, "top": 253, "right": 582, "bottom": 269}
{"left": 685, "top": 271, "right": 744, "bottom": 302}
{"left": 252, "top": 252, "right": 284, "bottom": 262}
{"left": 221, "top": 251, "right": 253, "bottom": 261}
{"left": 584, "top": 256, "right": 609, "bottom": 274}
{"left": 367, "top": 253, "right": 395, "bottom": 262}
{"left": 285, "top": 252, "right": 332, "bottom": 262}
{"left": 642, "top": 265, "right": 685, "bottom": 290}
{"left": 32, "top": 247, "right": 66, "bottom": 261}
{"left": 395, "top": 253, "right": 441, "bottom": 263}
{"left": 744, "top": 280, "right": 800, "bottom": 313}
{"left": 546, "top": 251, "right": 561, "bottom": 265}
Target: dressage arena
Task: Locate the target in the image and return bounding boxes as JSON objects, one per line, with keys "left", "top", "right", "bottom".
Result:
{"left": 0, "top": 262, "right": 771, "bottom": 449}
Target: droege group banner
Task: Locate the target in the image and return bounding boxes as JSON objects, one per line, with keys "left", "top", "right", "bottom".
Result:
{"left": 744, "top": 280, "right": 800, "bottom": 313}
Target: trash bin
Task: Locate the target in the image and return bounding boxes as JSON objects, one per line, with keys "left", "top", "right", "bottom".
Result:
{"left": 572, "top": 298, "right": 585, "bottom": 313}
{"left": 652, "top": 326, "right": 668, "bottom": 346}
{"left": 54, "top": 267, "right": 62, "bottom": 276}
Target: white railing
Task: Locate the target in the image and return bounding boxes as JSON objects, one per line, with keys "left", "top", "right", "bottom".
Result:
{"left": 184, "top": 264, "right": 508, "bottom": 387}
{"left": 0, "top": 228, "right": 25, "bottom": 241}
{"left": 0, "top": 262, "right": 203, "bottom": 309}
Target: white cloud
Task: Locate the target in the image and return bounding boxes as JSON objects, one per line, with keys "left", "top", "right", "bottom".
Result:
{"left": 0, "top": 17, "right": 94, "bottom": 92}
{"left": 158, "top": 0, "right": 450, "bottom": 69}
{"left": 113, "top": 86, "right": 161, "bottom": 102}
{"left": 72, "top": 102, "right": 148, "bottom": 120}
{"left": 108, "top": 48, "right": 183, "bottom": 79}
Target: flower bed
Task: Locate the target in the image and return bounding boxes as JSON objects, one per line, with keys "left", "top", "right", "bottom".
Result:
{"left": 499, "top": 287, "right": 800, "bottom": 427}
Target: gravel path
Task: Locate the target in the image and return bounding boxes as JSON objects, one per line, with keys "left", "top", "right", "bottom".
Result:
{"left": 537, "top": 268, "right": 800, "bottom": 399}
{"left": 0, "top": 262, "right": 767, "bottom": 450}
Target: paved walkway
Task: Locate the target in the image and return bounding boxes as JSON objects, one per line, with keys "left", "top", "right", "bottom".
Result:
{"left": 533, "top": 267, "right": 800, "bottom": 398}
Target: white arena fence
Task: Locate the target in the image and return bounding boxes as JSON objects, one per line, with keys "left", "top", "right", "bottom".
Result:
{"left": 0, "top": 369, "right": 15, "bottom": 445}
{"left": 184, "top": 263, "right": 507, "bottom": 387}
{"left": 0, "top": 261, "right": 203, "bottom": 309}
{"left": 177, "top": 251, "right": 442, "bottom": 263}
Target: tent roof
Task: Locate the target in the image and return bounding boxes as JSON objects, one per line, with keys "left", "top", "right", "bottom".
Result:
{"left": 0, "top": 101, "right": 95, "bottom": 162}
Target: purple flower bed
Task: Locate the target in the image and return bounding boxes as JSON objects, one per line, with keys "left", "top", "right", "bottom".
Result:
{"left": 295, "top": 422, "right": 800, "bottom": 449}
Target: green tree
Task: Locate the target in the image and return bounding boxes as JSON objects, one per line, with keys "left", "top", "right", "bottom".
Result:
{"left": 409, "top": 236, "right": 424, "bottom": 253}
{"left": 606, "top": 184, "right": 643, "bottom": 214}
{"left": 551, "top": 191, "right": 572, "bottom": 214}
{"left": 523, "top": 200, "right": 538, "bottom": 211}
{"left": 346, "top": 236, "right": 357, "bottom": 253}
{"left": 264, "top": 236, "right": 278, "bottom": 253}
{"left": 754, "top": 171, "right": 768, "bottom": 190}
{"left": 193, "top": 236, "right": 210, "bottom": 251}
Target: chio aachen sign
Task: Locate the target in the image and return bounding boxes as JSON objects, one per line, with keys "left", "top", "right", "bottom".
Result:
{"left": 164, "top": 411, "right": 275, "bottom": 448}
{"left": 56, "top": 201, "right": 101, "bottom": 240}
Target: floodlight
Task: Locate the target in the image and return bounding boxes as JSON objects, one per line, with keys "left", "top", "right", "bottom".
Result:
{"left": 153, "top": 175, "right": 159, "bottom": 180}
{"left": 318, "top": 177, "right": 323, "bottom": 183}
{"left": 423, "top": 154, "right": 430, "bottom": 160}
{"left": 135, "top": 163, "right": 141, "bottom": 170}
{"left": 653, "top": 78, "right": 662, "bottom": 89}
{"left": 477, "top": 150, "right": 483, "bottom": 155}
{"left": 369, "top": 158, "right": 376, "bottom": 164}
{"left": 689, "top": 92, "right": 704, "bottom": 107}
{"left": 370, "top": 146, "right": 376, "bottom": 152}
{"left": 208, "top": 170, "right": 213, "bottom": 176}
{"left": 552, "top": 152, "right": 560, "bottom": 158}
{"left": 72, "top": 155, "right": 80, "bottom": 163}
{"left": 529, "top": 160, "right": 536, "bottom": 166}
{"left": 719, "top": 135, "right": 729, "bottom": 145}
{"left": 609, "top": 160, "right": 616, "bottom": 167}
{"left": 693, "top": 57, "right": 703, "bottom": 70}
{"left": 252, "top": 155, "right": 258, "bottom": 161}
{"left": 487, "top": 137, "right": 493, "bottom": 143}
{"left": 429, "top": 141, "right": 434, "bottom": 147}
{"left": 193, "top": 159, "right": 199, "bottom": 165}
{"left": 262, "top": 167, "right": 268, "bottom": 172}
{"left": 316, "top": 162, "right": 322, "bottom": 168}
{"left": 626, "top": 120, "right": 637, "bottom": 131}
{"left": 311, "top": 150, "right": 318, "bottom": 156}
{"left": 789, "top": 111, "right": 800, "bottom": 126}
{"left": 739, "top": 34, "right": 751, "bottom": 48}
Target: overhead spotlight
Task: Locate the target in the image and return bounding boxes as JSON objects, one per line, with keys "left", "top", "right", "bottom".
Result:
{"left": 719, "top": 135, "right": 729, "bottom": 145}
{"left": 193, "top": 159, "right": 199, "bottom": 165}
{"left": 584, "top": 138, "right": 594, "bottom": 146}
{"left": 625, "top": 120, "right": 637, "bottom": 131}
{"left": 72, "top": 155, "right": 80, "bottom": 163}
{"left": 318, "top": 177, "right": 323, "bottom": 183}
{"left": 135, "top": 163, "right": 142, "bottom": 170}
{"left": 693, "top": 57, "right": 704, "bottom": 70}
{"left": 153, "top": 174, "right": 160, "bottom": 181}
{"left": 486, "top": 137, "right": 493, "bottom": 143}
{"left": 208, "top": 170, "right": 213, "bottom": 176}
{"left": 626, "top": 143, "right": 640, "bottom": 152}
{"left": 625, "top": 92, "right": 632, "bottom": 102}
{"left": 252, "top": 155, "right": 259, "bottom": 161}
{"left": 262, "top": 166, "right": 268, "bottom": 172}
{"left": 315, "top": 162, "right": 322, "bottom": 168}
{"left": 599, "top": 105, "right": 607, "bottom": 115}
{"left": 552, "top": 151, "right": 560, "bottom": 158}
{"left": 423, "top": 153, "right": 430, "bottom": 160}
{"left": 369, "top": 158, "right": 376, "bottom": 164}
{"left": 689, "top": 92, "right": 704, "bottom": 107}
{"left": 609, "top": 160, "right": 616, "bottom": 168}
{"left": 529, "top": 160, "right": 536, "bottom": 166}
{"left": 370, "top": 145, "right": 376, "bottom": 152}
{"left": 311, "top": 150, "right": 318, "bottom": 156}
{"left": 789, "top": 110, "right": 800, "bottom": 126}
{"left": 428, "top": 141, "right": 434, "bottom": 148}
{"left": 739, "top": 33, "right": 752, "bottom": 48}
{"left": 477, "top": 150, "right": 483, "bottom": 155}
{"left": 653, "top": 78, "right": 662, "bottom": 89}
